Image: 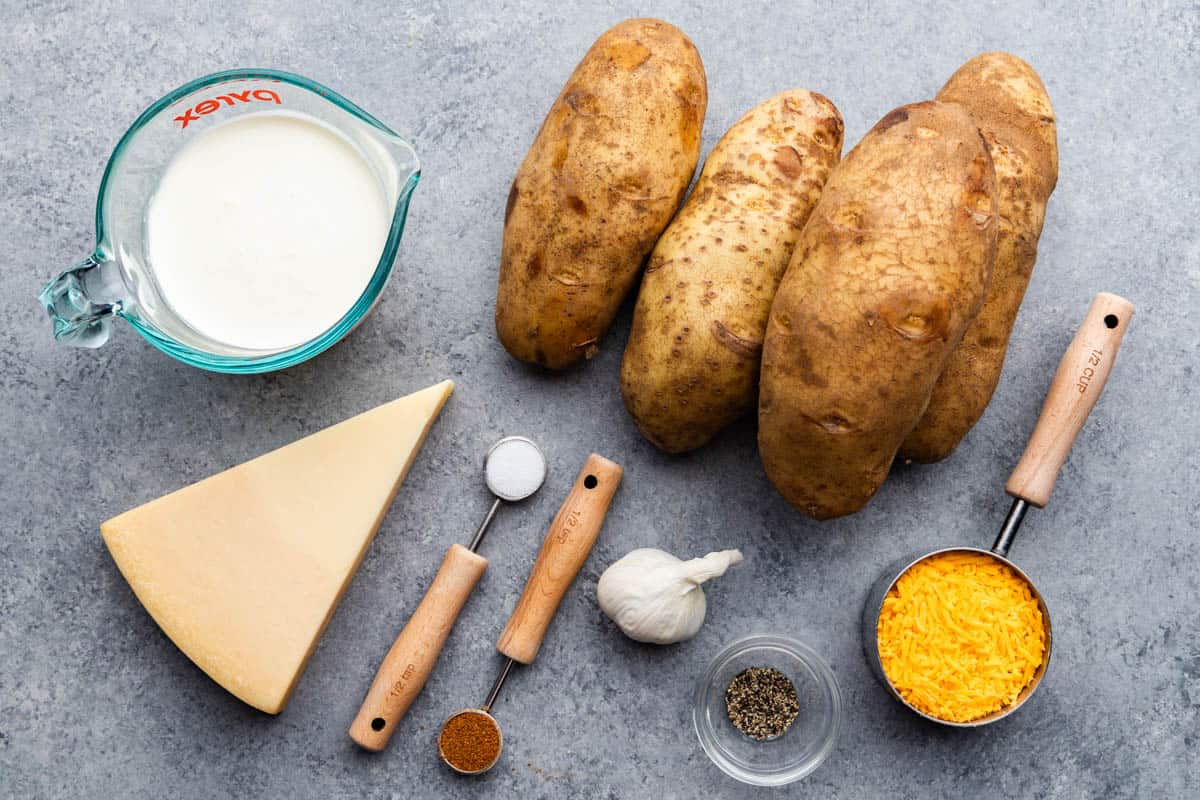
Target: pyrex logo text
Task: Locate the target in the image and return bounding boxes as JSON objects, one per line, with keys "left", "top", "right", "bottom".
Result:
{"left": 174, "top": 89, "right": 282, "bottom": 129}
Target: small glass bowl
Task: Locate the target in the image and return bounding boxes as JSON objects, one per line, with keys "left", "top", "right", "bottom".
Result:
{"left": 693, "top": 634, "right": 842, "bottom": 787}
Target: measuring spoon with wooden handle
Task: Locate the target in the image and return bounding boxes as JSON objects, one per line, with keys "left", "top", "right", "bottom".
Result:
{"left": 438, "top": 453, "right": 623, "bottom": 774}
{"left": 349, "top": 437, "right": 547, "bottom": 751}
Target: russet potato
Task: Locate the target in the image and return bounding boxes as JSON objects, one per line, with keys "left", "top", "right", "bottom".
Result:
{"left": 900, "top": 53, "right": 1059, "bottom": 462}
{"left": 495, "top": 18, "right": 707, "bottom": 369}
{"left": 620, "top": 90, "right": 843, "bottom": 452}
{"left": 758, "top": 101, "right": 998, "bottom": 520}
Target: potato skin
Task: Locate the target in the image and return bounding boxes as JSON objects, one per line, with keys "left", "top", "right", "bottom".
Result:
{"left": 495, "top": 18, "right": 707, "bottom": 369}
{"left": 900, "top": 53, "right": 1059, "bottom": 462}
{"left": 902, "top": 53, "right": 1060, "bottom": 462}
{"left": 758, "top": 101, "right": 998, "bottom": 520}
{"left": 620, "top": 90, "right": 844, "bottom": 452}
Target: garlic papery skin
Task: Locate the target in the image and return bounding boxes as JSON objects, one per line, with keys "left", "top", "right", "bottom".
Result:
{"left": 596, "top": 548, "right": 743, "bottom": 645}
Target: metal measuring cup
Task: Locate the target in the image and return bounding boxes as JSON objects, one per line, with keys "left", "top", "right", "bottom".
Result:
{"left": 863, "top": 293, "right": 1133, "bottom": 727}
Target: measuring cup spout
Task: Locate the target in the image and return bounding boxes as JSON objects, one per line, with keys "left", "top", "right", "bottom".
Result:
{"left": 374, "top": 130, "right": 420, "bottom": 205}
{"left": 386, "top": 133, "right": 420, "bottom": 180}
{"left": 38, "top": 254, "right": 124, "bottom": 348}
{"left": 370, "top": 132, "right": 420, "bottom": 251}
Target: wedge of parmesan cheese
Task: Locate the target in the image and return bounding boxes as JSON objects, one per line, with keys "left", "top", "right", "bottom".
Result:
{"left": 101, "top": 380, "right": 453, "bottom": 714}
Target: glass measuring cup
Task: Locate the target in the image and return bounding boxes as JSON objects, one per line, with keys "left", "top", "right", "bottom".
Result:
{"left": 38, "top": 69, "right": 420, "bottom": 373}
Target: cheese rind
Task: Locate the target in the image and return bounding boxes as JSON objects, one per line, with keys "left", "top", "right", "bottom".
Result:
{"left": 101, "top": 380, "right": 453, "bottom": 713}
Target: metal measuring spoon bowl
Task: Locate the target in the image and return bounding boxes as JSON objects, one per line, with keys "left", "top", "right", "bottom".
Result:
{"left": 465, "top": 437, "right": 547, "bottom": 554}
{"left": 484, "top": 436, "right": 547, "bottom": 502}
{"left": 437, "top": 707, "right": 503, "bottom": 775}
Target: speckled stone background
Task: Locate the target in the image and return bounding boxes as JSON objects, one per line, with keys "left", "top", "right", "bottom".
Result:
{"left": 2, "top": 1, "right": 1197, "bottom": 798}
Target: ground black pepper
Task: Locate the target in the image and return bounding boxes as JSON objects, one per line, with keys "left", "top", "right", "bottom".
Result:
{"left": 725, "top": 666, "right": 800, "bottom": 740}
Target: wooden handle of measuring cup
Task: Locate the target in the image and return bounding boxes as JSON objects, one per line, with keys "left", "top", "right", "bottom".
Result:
{"left": 1006, "top": 293, "right": 1134, "bottom": 508}
{"left": 349, "top": 543, "right": 487, "bottom": 751}
{"left": 496, "top": 454, "right": 623, "bottom": 664}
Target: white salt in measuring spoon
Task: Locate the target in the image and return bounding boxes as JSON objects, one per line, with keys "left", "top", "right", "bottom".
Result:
{"left": 349, "top": 436, "right": 547, "bottom": 751}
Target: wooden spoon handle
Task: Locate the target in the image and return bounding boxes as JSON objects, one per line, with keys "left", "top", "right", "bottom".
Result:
{"left": 349, "top": 543, "right": 487, "bottom": 751}
{"left": 1005, "top": 293, "right": 1134, "bottom": 507}
{"left": 496, "top": 454, "right": 623, "bottom": 664}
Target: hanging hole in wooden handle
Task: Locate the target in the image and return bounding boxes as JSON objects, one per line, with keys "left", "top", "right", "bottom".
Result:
{"left": 584, "top": 474, "right": 598, "bottom": 489}
{"left": 1005, "top": 293, "right": 1134, "bottom": 508}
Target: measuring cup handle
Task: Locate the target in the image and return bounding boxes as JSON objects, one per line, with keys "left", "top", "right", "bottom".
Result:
{"left": 1005, "top": 293, "right": 1134, "bottom": 507}
{"left": 496, "top": 454, "right": 623, "bottom": 664}
{"left": 38, "top": 254, "right": 123, "bottom": 348}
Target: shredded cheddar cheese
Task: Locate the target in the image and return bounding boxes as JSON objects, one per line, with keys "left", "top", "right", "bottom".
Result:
{"left": 876, "top": 551, "right": 1046, "bottom": 723}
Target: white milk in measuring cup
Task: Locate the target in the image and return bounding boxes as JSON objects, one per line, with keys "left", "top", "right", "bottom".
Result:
{"left": 148, "top": 112, "right": 390, "bottom": 351}
{"left": 39, "top": 70, "right": 420, "bottom": 373}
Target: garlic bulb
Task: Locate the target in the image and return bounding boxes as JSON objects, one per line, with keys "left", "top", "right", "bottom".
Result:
{"left": 596, "top": 548, "right": 743, "bottom": 644}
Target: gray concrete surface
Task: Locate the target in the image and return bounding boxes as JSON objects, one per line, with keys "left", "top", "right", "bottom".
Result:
{"left": 2, "top": 1, "right": 1197, "bottom": 797}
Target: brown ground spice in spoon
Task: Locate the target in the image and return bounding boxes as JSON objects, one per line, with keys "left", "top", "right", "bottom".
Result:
{"left": 439, "top": 710, "right": 502, "bottom": 773}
